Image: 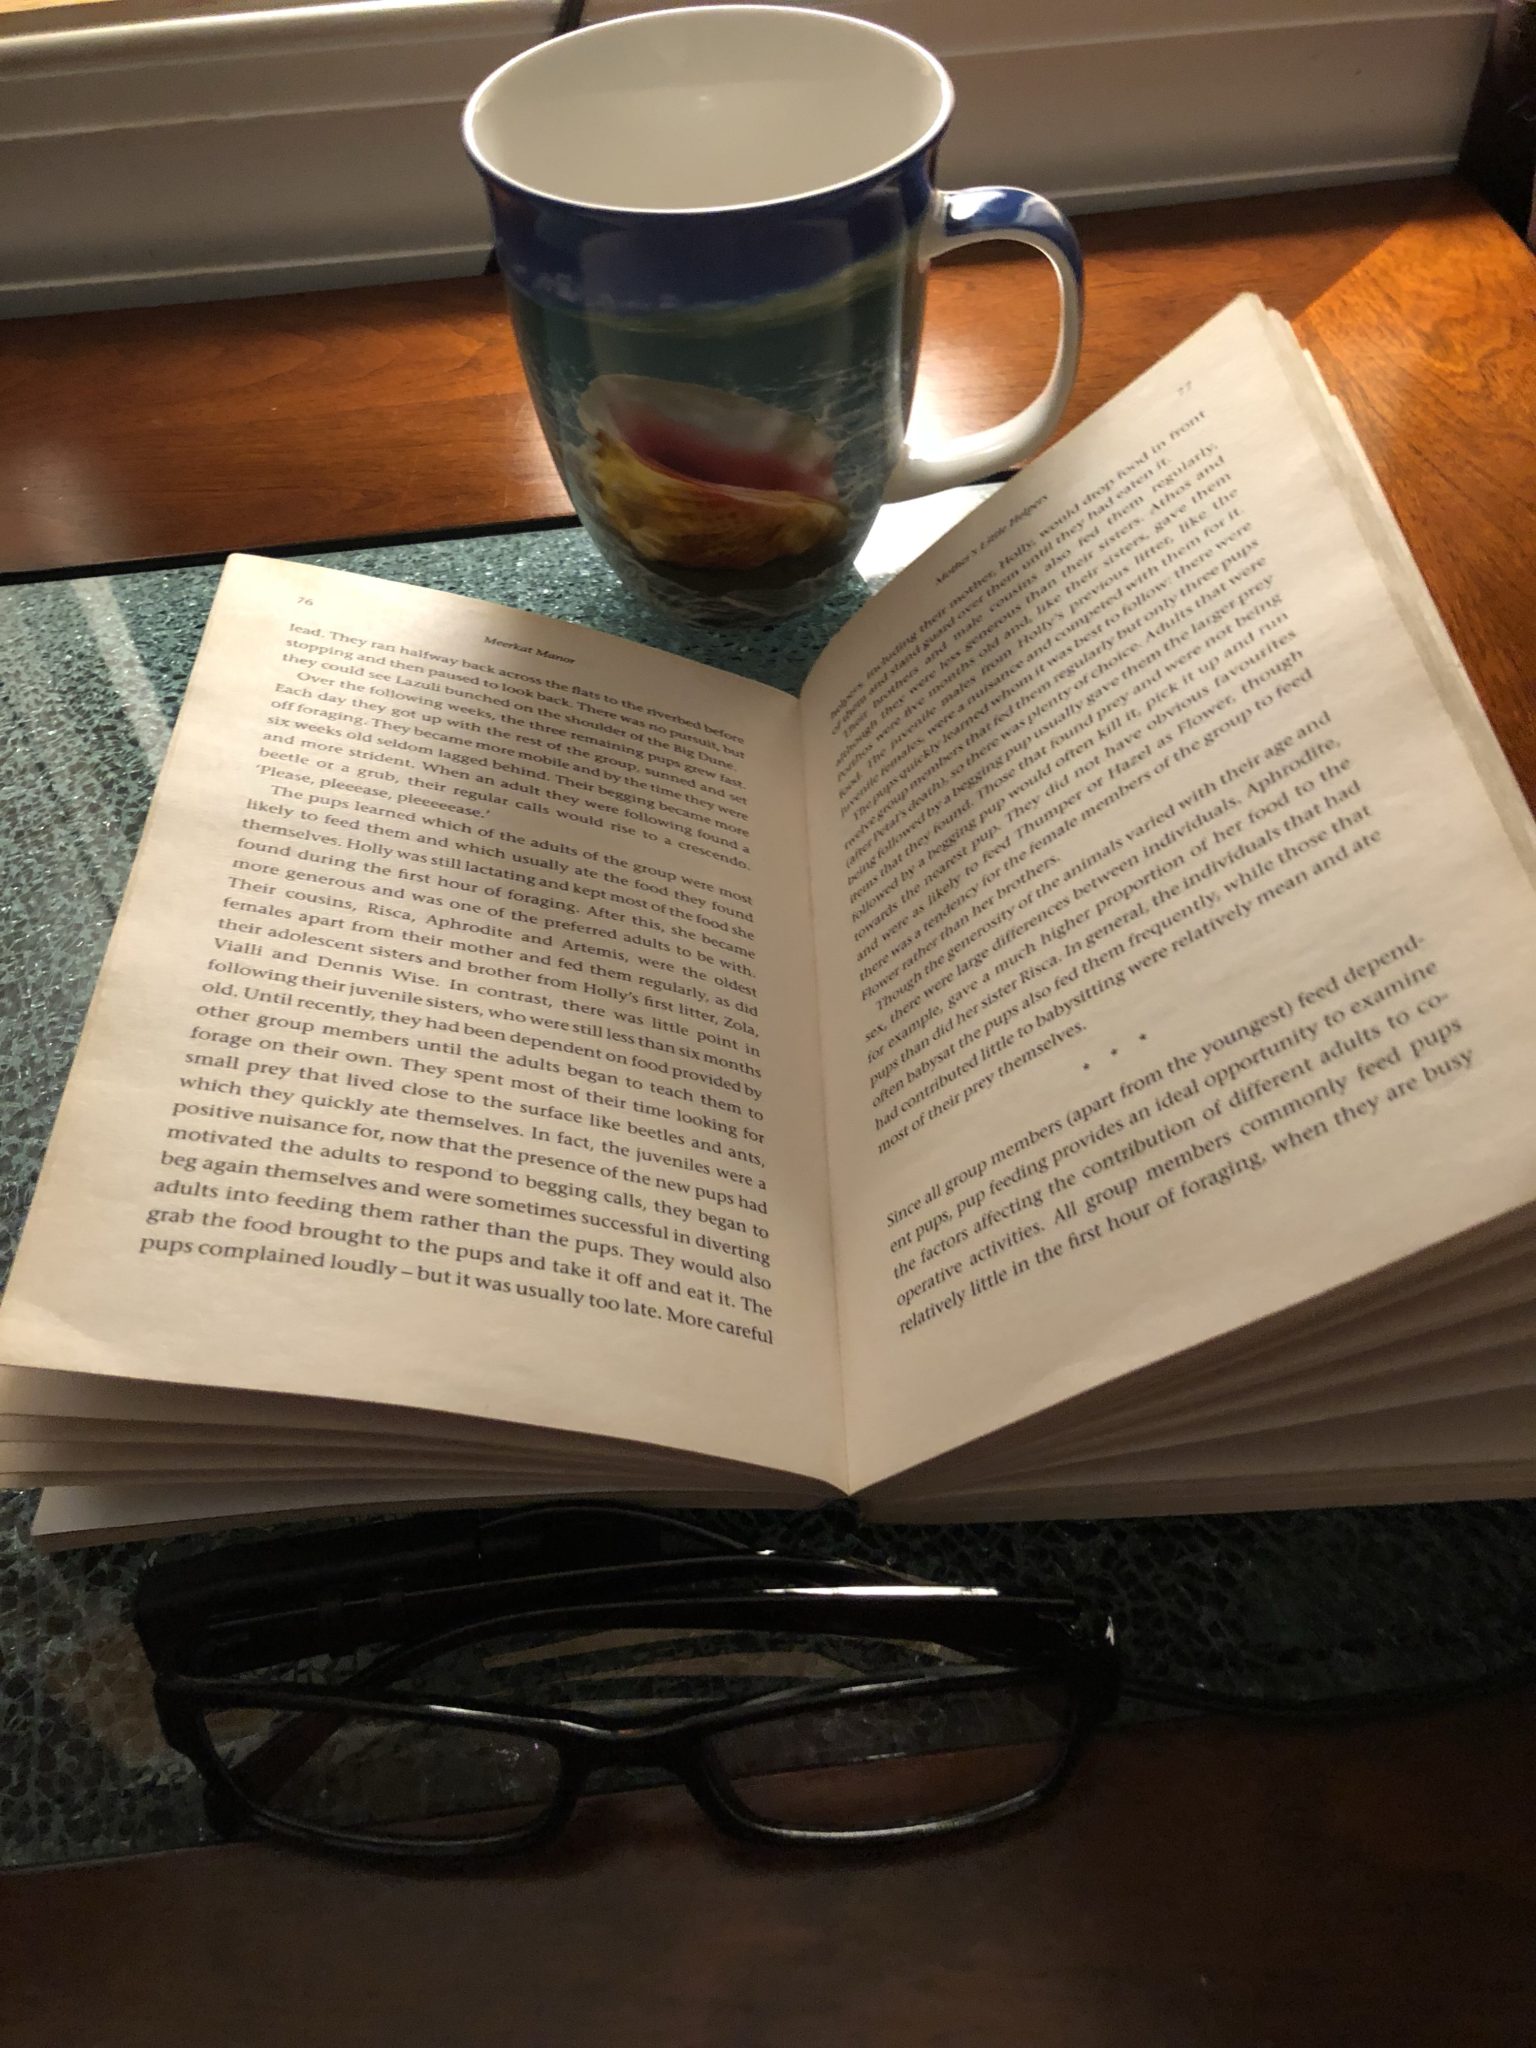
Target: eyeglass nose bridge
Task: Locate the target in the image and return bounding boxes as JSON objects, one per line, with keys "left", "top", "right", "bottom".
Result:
{"left": 564, "top": 1725, "right": 805, "bottom": 1848}
{"left": 546, "top": 1725, "right": 729, "bottom": 1847}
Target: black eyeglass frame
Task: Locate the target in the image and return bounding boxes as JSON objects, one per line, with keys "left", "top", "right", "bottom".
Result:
{"left": 135, "top": 1501, "right": 928, "bottom": 1678}
{"left": 154, "top": 1584, "right": 1118, "bottom": 1859}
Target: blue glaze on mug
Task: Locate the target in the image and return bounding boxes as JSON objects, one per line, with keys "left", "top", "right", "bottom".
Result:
{"left": 939, "top": 188, "right": 1085, "bottom": 289}
{"left": 465, "top": 10, "right": 1081, "bottom": 624}
{"left": 474, "top": 164, "right": 936, "bottom": 623}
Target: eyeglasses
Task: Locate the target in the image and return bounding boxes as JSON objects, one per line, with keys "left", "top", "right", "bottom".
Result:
{"left": 155, "top": 1587, "right": 1117, "bottom": 1858}
{"left": 140, "top": 1507, "right": 1118, "bottom": 1860}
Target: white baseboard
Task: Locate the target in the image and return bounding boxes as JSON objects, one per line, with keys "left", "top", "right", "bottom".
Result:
{"left": 0, "top": 156, "right": 1455, "bottom": 322}
{"left": 1052, "top": 152, "right": 1455, "bottom": 213}
{"left": 0, "top": 2, "right": 1492, "bottom": 319}
{"left": 2, "top": 243, "right": 491, "bottom": 320}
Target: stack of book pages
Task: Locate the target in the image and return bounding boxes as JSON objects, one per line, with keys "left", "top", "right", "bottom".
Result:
{"left": 2, "top": 299, "right": 1533, "bottom": 1547}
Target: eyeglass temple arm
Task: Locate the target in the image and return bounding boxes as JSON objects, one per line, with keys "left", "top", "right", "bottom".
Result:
{"left": 136, "top": 1502, "right": 776, "bottom": 1671}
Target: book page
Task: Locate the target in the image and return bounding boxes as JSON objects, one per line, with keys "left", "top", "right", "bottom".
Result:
{"left": 28, "top": 1464, "right": 839, "bottom": 1551}
{"left": 0, "top": 555, "right": 844, "bottom": 1486}
{"left": 918, "top": 1384, "right": 1536, "bottom": 1520}
{"left": 800, "top": 297, "right": 1536, "bottom": 1491}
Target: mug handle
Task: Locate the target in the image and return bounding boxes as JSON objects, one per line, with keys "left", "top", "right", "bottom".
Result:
{"left": 885, "top": 187, "right": 1083, "bottom": 501}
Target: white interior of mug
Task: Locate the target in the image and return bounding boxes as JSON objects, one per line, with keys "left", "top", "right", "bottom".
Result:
{"left": 463, "top": 5, "right": 952, "bottom": 213}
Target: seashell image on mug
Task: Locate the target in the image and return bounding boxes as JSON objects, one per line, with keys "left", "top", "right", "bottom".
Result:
{"left": 574, "top": 375, "right": 849, "bottom": 575}
{"left": 465, "top": 7, "right": 1082, "bottom": 624}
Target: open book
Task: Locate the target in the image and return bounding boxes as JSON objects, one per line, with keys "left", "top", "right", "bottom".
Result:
{"left": 6, "top": 297, "right": 1536, "bottom": 1548}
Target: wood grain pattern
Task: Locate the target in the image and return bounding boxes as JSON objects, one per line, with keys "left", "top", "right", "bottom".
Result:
{"left": 0, "top": 179, "right": 1456, "bottom": 578}
{"left": 1294, "top": 185, "right": 1536, "bottom": 807}
{"left": 5, "top": 1698, "right": 1533, "bottom": 2047}
{"left": 907, "top": 178, "right": 1435, "bottom": 454}
{"left": 0, "top": 278, "right": 567, "bottom": 571}
{"left": 4, "top": 177, "right": 1527, "bottom": 789}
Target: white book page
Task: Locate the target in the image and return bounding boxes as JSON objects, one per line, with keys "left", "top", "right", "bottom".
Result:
{"left": 0, "top": 556, "right": 844, "bottom": 1486}
{"left": 28, "top": 1466, "right": 839, "bottom": 1549}
{"left": 800, "top": 297, "right": 1536, "bottom": 1491}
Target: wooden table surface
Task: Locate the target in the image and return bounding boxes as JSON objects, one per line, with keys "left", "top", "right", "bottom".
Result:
{"left": 3, "top": 174, "right": 1535, "bottom": 2042}
{"left": 3, "top": 174, "right": 1532, "bottom": 794}
{"left": 5, "top": 1697, "right": 1535, "bottom": 2048}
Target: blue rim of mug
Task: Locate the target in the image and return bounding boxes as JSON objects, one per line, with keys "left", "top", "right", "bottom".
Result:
{"left": 461, "top": 4, "right": 957, "bottom": 219}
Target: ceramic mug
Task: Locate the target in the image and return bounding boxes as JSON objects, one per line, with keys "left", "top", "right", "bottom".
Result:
{"left": 463, "top": 6, "right": 1082, "bottom": 623}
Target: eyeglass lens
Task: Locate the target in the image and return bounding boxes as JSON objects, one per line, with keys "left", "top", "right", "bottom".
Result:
{"left": 198, "top": 1623, "right": 1075, "bottom": 1844}
{"left": 706, "top": 1676, "right": 1073, "bottom": 1830}
{"left": 201, "top": 1703, "right": 563, "bottom": 1845}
